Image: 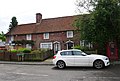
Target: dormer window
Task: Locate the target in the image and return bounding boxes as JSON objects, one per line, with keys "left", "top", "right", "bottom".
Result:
{"left": 67, "top": 31, "right": 73, "bottom": 38}
{"left": 44, "top": 33, "right": 49, "bottom": 39}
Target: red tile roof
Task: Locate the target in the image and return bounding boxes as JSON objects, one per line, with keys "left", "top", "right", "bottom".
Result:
{"left": 6, "top": 15, "right": 77, "bottom": 35}
{"left": 37, "top": 16, "right": 77, "bottom": 33}
{"left": 7, "top": 23, "right": 36, "bottom": 35}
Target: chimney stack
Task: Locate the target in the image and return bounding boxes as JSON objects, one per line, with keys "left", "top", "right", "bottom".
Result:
{"left": 36, "top": 13, "right": 42, "bottom": 23}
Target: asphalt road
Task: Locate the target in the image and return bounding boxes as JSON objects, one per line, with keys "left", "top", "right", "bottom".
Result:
{"left": 0, "top": 64, "right": 119, "bottom": 81}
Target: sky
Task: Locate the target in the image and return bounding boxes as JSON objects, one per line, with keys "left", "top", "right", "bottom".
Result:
{"left": 0, "top": 0, "right": 79, "bottom": 33}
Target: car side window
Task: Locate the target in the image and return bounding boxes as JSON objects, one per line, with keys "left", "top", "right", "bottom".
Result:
{"left": 73, "top": 51, "right": 83, "bottom": 56}
{"left": 60, "top": 51, "right": 73, "bottom": 56}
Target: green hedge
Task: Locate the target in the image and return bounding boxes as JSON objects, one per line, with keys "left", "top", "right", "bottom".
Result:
{"left": 10, "top": 48, "right": 31, "bottom": 53}
{"left": 0, "top": 48, "right": 53, "bottom": 61}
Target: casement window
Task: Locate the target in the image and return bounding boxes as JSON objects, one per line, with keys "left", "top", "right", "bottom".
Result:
{"left": 40, "top": 42, "right": 52, "bottom": 49}
{"left": 80, "top": 40, "right": 93, "bottom": 48}
{"left": 43, "top": 33, "right": 49, "bottom": 39}
{"left": 26, "top": 34, "right": 32, "bottom": 40}
{"left": 26, "top": 44, "right": 32, "bottom": 49}
{"left": 10, "top": 36, "right": 14, "bottom": 41}
{"left": 67, "top": 31, "right": 73, "bottom": 38}
{"left": 9, "top": 36, "right": 14, "bottom": 44}
{"left": 80, "top": 40, "right": 85, "bottom": 47}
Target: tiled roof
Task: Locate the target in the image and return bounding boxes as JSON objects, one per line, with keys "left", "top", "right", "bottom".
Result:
{"left": 6, "top": 23, "right": 36, "bottom": 35}
{"left": 6, "top": 15, "right": 78, "bottom": 35}
{"left": 36, "top": 16, "right": 77, "bottom": 33}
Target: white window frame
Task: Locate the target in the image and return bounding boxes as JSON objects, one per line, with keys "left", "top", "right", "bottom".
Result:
{"left": 67, "top": 31, "right": 73, "bottom": 38}
{"left": 80, "top": 40, "right": 85, "bottom": 47}
{"left": 43, "top": 33, "right": 49, "bottom": 39}
{"left": 10, "top": 36, "right": 14, "bottom": 41}
{"left": 26, "top": 44, "right": 32, "bottom": 49}
{"left": 40, "top": 42, "right": 52, "bottom": 49}
{"left": 9, "top": 36, "right": 14, "bottom": 44}
{"left": 80, "top": 40, "right": 93, "bottom": 48}
{"left": 26, "top": 34, "right": 32, "bottom": 40}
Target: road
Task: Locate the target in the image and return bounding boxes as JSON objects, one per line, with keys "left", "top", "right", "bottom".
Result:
{"left": 0, "top": 64, "right": 119, "bottom": 81}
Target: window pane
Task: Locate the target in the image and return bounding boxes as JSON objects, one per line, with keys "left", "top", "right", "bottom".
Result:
{"left": 61, "top": 51, "right": 72, "bottom": 56}
{"left": 26, "top": 44, "right": 32, "bottom": 49}
{"left": 44, "top": 33, "right": 49, "bottom": 39}
{"left": 11, "top": 36, "right": 14, "bottom": 41}
{"left": 73, "top": 51, "right": 82, "bottom": 56}
{"left": 67, "top": 31, "right": 73, "bottom": 38}
{"left": 40, "top": 42, "right": 52, "bottom": 49}
{"left": 26, "top": 34, "right": 31, "bottom": 40}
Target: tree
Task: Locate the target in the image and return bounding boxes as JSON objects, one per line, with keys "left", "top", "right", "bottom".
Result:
{"left": 75, "top": 0, "right": 120, "bottom": 53}
{"left": 0, "top": 31, "right": 6, "bottom": 41}
{"left": 9, "top": 16, "right": 18, "bottom": 31}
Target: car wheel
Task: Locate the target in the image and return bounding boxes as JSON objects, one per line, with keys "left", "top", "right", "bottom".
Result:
{"left": 93, "top": 60, "right": 104, "bottom": 69}
{"left": 57, "top": 61, "right": 66, "bottom": 69}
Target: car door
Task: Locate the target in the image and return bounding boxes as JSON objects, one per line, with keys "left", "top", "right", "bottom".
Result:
{"left": 61, "top": 51, "right": 74, "bottom": 66}
{"left": 73, "top": 51, "right": 90, "bottom": 66}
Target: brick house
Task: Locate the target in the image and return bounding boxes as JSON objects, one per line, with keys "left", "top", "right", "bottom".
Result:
{"left": 6, "top": 13, "right": 83, "bottom": 53}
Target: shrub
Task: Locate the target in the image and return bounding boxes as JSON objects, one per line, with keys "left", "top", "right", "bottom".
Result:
{"left": 73, "top": 45, "right": 87, "bottom": 51}
{"left": 31, "top": 50, "right": 40, "bottom": 54}
{"left": 22, "top": 48, "right": 31, "bottom": 53}
{"left": 73, "top": 45, "right": 81, "bottom": 50}
{"left": 10, "top": 49, "right": 18, "bottom": 53}
{"left": 31, "top": 49, "right": 46, "bottom": 55}
{"left": 74, "top": 45, "right": 94, "bottom": 52}
{"left": 30, "top": 48, "right": 53, "bottom": 61}
{"left": 17, "top": 48, "right": 31, "bottom": 53}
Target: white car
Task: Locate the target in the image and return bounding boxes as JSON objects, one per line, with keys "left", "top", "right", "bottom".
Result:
{"left": 53, "top": 49, "right": 110, "bottom": 69}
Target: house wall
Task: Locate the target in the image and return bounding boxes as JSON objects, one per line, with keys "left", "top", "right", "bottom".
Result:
{"left": 14, "top": 35, "right": 26, "bottom": 40}
{"left": 38, "top": 31, "right": 67, "bottom": 50}
{"left": 6, "top": 30, "right": 80, "bottom": 51}
{"left": 35, "top": 31, "right": 80, "bottom": 50}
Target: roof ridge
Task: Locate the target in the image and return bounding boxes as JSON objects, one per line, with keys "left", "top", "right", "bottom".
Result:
{"left": 18, "top": 23, "right": 36, "bottom": 26}
{"left": 43, "top": 15, "right": 78, "bottom": 20}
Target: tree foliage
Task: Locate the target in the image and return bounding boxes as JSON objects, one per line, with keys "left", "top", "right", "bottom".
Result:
{"left": 75, "top": 0, "right": 120, "bottom": 53}
{"left": 9, "top": 16, "right": 18, "bottom": 31}
{"left": 0, "top": 31, "right": 6, "bottom": 41}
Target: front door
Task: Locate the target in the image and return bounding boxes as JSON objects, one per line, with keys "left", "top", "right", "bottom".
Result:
{"left": 54, "top": 42, "right": 61, "bottom": 54}
{"left": 66, "top": 41, "right": 74, "bottom": 49}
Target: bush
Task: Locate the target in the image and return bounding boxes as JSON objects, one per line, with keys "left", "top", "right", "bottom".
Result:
{"left": 31, "top": 50, "right": 40, "bottom": 54}
{"left": 73, "top": 45, "right": 89, "bottom": 51}
{"left": 22, "top": 48, "right": 31, "bottom": 53}
{"left": 17, "top": 48, "right": 31, "bottom": 53}
{"left": 10, "top": 49, "right": 18, "bottom": 53}
{"left": 30, "top": 48, "right": 53, "bottom": 61}
{"left": 74, "top": 45, "right": 96, "bottom": 53}
{"left": 73, "top": 45, "right": 81, "bottom": 50}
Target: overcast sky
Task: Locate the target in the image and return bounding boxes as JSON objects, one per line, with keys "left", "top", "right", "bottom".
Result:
{"left": 0, "top": 0, "right": 79, "bottom": 33}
